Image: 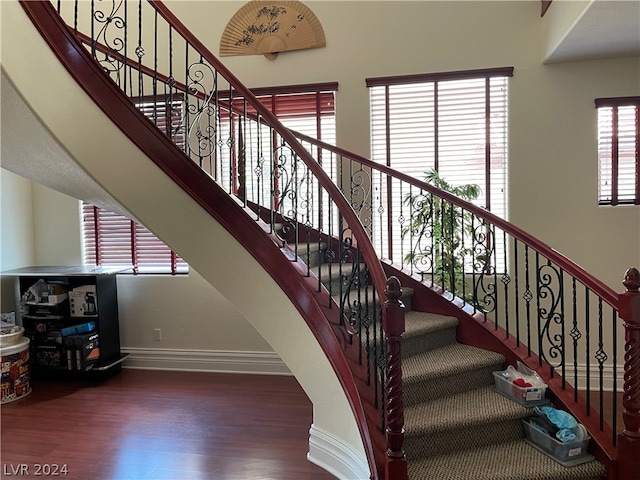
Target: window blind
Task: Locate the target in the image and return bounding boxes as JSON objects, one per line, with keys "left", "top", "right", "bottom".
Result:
{"left": 596, "top": 97, "right": 640, "bottom": 205}
{"left": 82, "top": 204, "right": 188, "bottom": 274}
{"left": 218, "top": 85, "right": 337, "bottom": 229}
{"left": 368, "top": 67, "right": 513, "bottom": 270}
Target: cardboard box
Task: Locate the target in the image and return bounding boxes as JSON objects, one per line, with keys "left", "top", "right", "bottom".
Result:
{"left": 33, "top": 331, "right": 66, "bottom": 369}
{"left": 64, "top": 331, "right": 100, "bottom": 372}
{"left": 61, "top": 321, "right": 96, "bottom": 337}
{"left": 23, "top": 315, "right": 67, "bottom": 334}
{"left": 26, "top": 301, "right": 69, "bottom": 317}
{"left": 47, "top": 284, "right": 67, "bottom": 295}
{"left": 69, "top": 286, "right": 98, "bottom": 317}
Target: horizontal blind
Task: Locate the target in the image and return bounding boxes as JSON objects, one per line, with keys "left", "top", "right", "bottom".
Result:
{"left": 82, "top": 204, "right": 188, "bottom": 274}
{"left": 136, "top": 94, "right": 185, "bottom": 149}
{"left": 596, "top": 97, "right": 640, "bottom": 205}
{"left": 369, "top": 68, "right": 512, "bottom": 271}
{"left": 220, "top": 86, "right": 337, "bottom": 231}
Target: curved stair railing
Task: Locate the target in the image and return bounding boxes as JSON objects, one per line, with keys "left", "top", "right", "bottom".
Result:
{"left": 19, "top": 1, "right": 409, "bottom": 478}
{"left": 289, "top": 131, "right": 640, "bottom": 478}
{"left": 17, "top": 1, "right": 640, "bottom": 479}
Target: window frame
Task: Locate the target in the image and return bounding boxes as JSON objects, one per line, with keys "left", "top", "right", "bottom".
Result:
{"left": 595, "top": 96, "right": 640, "bottom": 206}
{"left": 366, "top": 67, "right": 513, "bottom": 272}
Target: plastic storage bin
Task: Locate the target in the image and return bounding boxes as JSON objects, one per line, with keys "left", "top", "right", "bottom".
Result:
{"left": 493, "top": 362, "right": 549, "bottom": 407}
{"left": 493, "top": 371, "right": 547, "bottom": 405}
{"left": 522, "top": 419, "right": 594, "bottom": 466}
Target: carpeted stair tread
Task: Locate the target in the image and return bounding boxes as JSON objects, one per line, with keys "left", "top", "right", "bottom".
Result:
{"left": 404, "top": 385, "right": 533, "bottom": 459}
{"left": 403, "top": 343, "right": 504, "bottom": 383}
{"left": 403, "top": 312, "right": 458, "bottom": 356}
{"left": 405, "top": 385, "right": 529, "bottom": 435}
{"left": 404, "top": 311, "right": 458, "bottom": 339}
{"left": 407, "top": 438, "right": 607, "bottom": 480}
{"left": 403, "top": 343, "right": 505, "bottom": 405}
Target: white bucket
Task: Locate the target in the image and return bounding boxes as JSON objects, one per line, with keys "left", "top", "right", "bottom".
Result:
{"left": 1, "top": 336, "right": 31, "bottom": 404}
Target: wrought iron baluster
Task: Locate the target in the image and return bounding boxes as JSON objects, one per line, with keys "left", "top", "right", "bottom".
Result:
{"left": 571, "top": 278, "right": 581, "bottom": 401}
{"left": 514, "top": 239, "right": 520, "bottom": 346}
{"left": 524, "top": 245, "right": 532, "bottom": 357}
{"left": 585, "top": 287, "right": 591, "bottom": 415}
{"left": 596, "top": 298, "right": 608, "bottom": 431}
{"left": 501, "top": 230, "right": 510, "bottom": 338}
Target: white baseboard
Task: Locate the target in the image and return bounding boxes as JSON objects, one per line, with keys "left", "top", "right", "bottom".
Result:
{"left": 308, "top": 423, "right": 370, "bottom": 480}
{"left": 555, "top": 363, "right": 625, "bottom": 392}
{"left": 121, "top": 347, "right": 291, "bottom": 375}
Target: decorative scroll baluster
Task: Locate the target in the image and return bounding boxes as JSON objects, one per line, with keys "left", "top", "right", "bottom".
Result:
{"left": 383, "top": 276, "right": 406, "bottom": 479}
{"left": 618, "top": 267, "right": 640, "bottom": 477}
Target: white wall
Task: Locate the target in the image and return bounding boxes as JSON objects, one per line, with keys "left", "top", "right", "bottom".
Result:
{"left": 0, "top": 170, "right": 35, "bottom": 309}
{"left": 0, "top": 179, "right": 275, "bottom": 365}
{"left": 165, "top": 0, "right": 639, "bottom": 289}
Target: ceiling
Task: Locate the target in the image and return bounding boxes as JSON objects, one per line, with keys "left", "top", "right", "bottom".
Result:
{"left": 545, "top": 0, "right": 640, "bottom": 63}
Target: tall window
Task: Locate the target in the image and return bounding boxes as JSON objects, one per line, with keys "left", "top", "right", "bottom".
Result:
{"left": 82, "top": 84, "right": 337, "bottom": 274}
{"left": 367, "top": 67, "right": 513, "bottom": 269}
{"left": 596, "top": 97, "right": 640, "bottom": 206}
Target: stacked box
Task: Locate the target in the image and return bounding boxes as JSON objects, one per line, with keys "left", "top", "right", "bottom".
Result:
{"left": 61, "top": 321, "right": 96, "bottom": 337}
{"left": 26, "top": 300, "right": 69, "bottom": 317}
{"left": 64, "top": 331, "right": 100, "bottom": 372}
{"left": 23, "top": 315, "right": 67, "bottom": 335}
{"left": 69, "top": 286, "right": 98, "bottom": 317}
{"left": 33, "top": 331, "right": 66, "bottom": 369}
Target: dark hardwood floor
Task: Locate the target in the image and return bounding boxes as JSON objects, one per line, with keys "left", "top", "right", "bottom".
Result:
{"left": 1, "top": 368, "right": 336, "bottom": 480}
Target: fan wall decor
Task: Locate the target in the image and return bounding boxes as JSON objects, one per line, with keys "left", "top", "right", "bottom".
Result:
{"left": 220, "top": 1, "right": 325, "bottom": 59}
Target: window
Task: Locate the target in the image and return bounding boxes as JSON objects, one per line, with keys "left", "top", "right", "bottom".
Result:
{"left": 217, "top": 83, "right": 338, "bottom": 232}
{"left": 596, "top": 97, "right": 640, "bottom": 205}
{"left": 249, "top": 83, "right": 337, "bottom": 142}
{"left": 242, "top": 84, "right": 338, "bottom": 226}
{"left": 367, "top": 67, "right": 513, "bottom": 270}
{"left": 220, "top": 82, "right": 337, "bottom": 193}
{"left": 82, "top": 85, "right": 337, "bottom": 274}
{"left": 82, "top": 204, "right": 188, "bottom": 274}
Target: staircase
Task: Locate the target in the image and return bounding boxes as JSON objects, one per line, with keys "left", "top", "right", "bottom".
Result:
{"left": 299, "top": 238, "right": 607, "bottom": 479}
{"left": 9, "top": 1, "right": 640, "bottom": 479}
{"left": 402, "top": 315, "right": 606, "bottom": 480}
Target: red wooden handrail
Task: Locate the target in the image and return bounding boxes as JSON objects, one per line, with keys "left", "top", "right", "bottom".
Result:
{"left": 291, "top": 130, "right": 620, "bottom": 309}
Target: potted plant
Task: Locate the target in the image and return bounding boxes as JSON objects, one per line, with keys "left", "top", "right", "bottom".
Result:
{"left": 402, "top": 169, "right": 486, "bottom": 301}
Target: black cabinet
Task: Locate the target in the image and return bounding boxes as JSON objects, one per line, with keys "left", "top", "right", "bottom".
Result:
{"left": 2, "top": 266, "right": 127, "bottom": 375}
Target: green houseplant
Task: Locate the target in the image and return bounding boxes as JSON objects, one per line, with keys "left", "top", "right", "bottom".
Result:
{"left": 402, "top": 169, "right": 483, "bottom": 300}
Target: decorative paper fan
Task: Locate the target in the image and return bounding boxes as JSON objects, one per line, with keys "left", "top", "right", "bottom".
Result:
{"left": 220, "top": 1, "right": 325, "bottom": 59}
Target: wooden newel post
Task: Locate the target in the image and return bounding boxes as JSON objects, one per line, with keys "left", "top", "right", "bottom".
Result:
{"left": 383, "top": 276, "right": 407, "bottom": 480}
{"left": 617, "top": 267, "right": 640, "bottom": 478}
